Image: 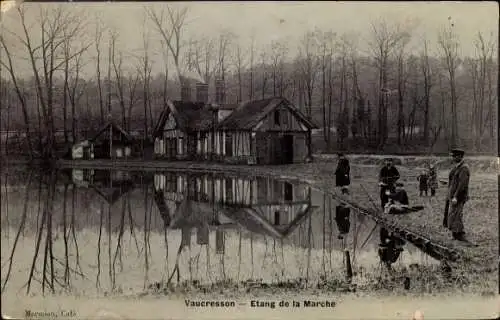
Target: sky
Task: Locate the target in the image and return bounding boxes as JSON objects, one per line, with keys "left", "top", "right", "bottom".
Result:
{"left": 0, "top": 1, "right": 498, "bottom": 80}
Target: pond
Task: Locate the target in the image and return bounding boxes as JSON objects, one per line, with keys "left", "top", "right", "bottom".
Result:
{"left": 1, "top": 167, "right": 440, "bottom": 297}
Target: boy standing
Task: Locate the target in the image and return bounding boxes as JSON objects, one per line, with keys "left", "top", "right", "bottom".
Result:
{"left": 417, "top": 170, "right": 429, "bottom": 196}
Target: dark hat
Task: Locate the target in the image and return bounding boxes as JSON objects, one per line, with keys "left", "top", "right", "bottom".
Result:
{"left": 385, "top": 157, "right": 393, "bottom": 161}
{"left": 450, "top": 148, "right": 465, "bottom": 156}
{"left": 395, "top": 182, "right": 404, "bottom": 187}
{"left": 338, "top": 153, "right": 345, "bottom": 157}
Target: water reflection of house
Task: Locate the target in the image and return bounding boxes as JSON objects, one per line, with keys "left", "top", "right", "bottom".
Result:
{"left": 153, "top": 81, "right": 318, "bottom": 164}
{"left": 153, "top": 172, "right": 317, "bottom": 252}
{"left": 72, "top": 121, "right": 135, "bottom": 159}
{"left": 71, "top": 169, "right": 136, "bottom": 205}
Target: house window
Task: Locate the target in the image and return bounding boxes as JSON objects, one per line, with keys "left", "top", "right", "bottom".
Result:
{"left": 284, "top": 182, "right": 293, "bottom": 201}
{"left": 166, "top": 173, "right": 177, "bottom": 192}
{"left": 274, "top": 109, "right": 281, "bottom": 126}
{"left": 225, "top": 132, "right": 233, "bottom": 157}
{"left": 225, "top": 178, "right": 233, "bottom": 203}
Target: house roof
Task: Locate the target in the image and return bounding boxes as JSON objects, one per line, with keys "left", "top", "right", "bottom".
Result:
{"left": 90, "top": 121, "right": 133, "bottom": 142}
{"left": 153, "top": 97, "right": 319, "bottom": 136}
{"left": 216, "top": 97, "right": 319, "bottom": 130}
{"left": 153, "top": 101, "right": 213, "bottom": 136}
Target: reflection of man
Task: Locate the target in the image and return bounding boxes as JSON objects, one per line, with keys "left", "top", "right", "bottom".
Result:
{"left": 443, "top": 148, "right": 471, "bottom": 242}
{"left": 335, "top": 203, "right": 351, "bottom": 239}
{"left": 378, "top": 227, "right": 405, "bottom": 271}
{"left": 379, "top": 158, "right": 400, "bottom": 209}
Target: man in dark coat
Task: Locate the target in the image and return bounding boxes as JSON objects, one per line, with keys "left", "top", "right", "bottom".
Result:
{"left": 335, "top": 153, "right": 351, "bottom": 188}
{"left": 443, "top": 148, "right": 471, "bottom": 242}
{"left": 379, "top": 158, "right": 400, "bottom": 209}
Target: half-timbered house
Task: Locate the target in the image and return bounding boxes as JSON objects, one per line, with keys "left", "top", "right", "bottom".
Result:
{"left": 153, "top": 97, "right": 318, "bottom": 164}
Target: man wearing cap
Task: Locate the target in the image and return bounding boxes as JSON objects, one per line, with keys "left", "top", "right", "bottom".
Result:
{"left": 443, "top": 148, "right": 471, "bottom": 242}
{"left": 379, "top": 158, "right": 401, "bottom": 209}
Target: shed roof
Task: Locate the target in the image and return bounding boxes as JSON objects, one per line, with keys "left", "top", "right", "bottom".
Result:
{"left": 90, "top": 121, "right": 133, "bottom": 142}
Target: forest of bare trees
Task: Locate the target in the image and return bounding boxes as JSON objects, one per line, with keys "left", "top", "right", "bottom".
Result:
{"left": 0, "top": 5, "right": 497, "bottom": 159}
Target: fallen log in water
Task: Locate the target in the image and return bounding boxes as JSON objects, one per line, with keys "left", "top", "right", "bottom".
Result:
{"left": 326, "top": 191, "right": 460, "bottom": 262}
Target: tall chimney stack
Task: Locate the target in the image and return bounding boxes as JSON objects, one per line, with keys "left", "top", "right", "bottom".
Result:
{"left": 195, "top": 82, "right": 209, "bottom": 104}
{"left": 180, "top": 77, "right": 192, "bottom": 101}
{"left": 214, "top": 78, "right": 225, "bottom": 105}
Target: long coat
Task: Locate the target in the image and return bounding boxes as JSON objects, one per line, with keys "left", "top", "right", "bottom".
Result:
{"left": 443, "top": 161, "right": 470, "bottom": 233}
{"left": 447, "top": 161, "right": 470, "bottom": 202}
{"left": 335, "top": 159, "right": 351, "bottom": 187}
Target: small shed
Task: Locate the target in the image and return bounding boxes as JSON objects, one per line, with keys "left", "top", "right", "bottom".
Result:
{"left": 215, "top": 97, "right": 319, "bottom": 165}
{"left": 72, "top": 121, "right": 135, "bottom": 159}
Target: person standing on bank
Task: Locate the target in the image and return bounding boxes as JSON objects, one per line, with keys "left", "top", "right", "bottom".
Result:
{"left": 428, "top": 164, "right": 438, "bottom": 197}
{"left": 335, "top": 153, "right": 351, "bottom": 191}
{"left": 379, "top": 158, "right": 401, "bottom": 209}
{"left": 443, "top": 148, "right": 471, "bottom": 242}
{"left": 335, "top": 154, "right": 351, "bottom": 239}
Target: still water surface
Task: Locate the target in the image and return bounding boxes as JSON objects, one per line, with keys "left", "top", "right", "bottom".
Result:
{"left": 1, "top": 167, "right": 438, "bottom": 296}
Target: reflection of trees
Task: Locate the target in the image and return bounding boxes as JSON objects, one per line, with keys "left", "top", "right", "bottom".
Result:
{"left": 2, "top": 171, "right": 33, "bottom": 292}
{"left": 23, "top": 170, "right": 89, "bottom": 295}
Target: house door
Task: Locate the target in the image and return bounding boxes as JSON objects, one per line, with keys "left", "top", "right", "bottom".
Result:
{"left": 225, "top": 132, "right": 233, "bottom": 157}
{"left": 281, "top": 135, "right": 294, "bottom": 164}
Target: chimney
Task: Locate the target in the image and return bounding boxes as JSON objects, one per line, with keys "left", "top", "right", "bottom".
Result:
{"left": 195, "top": 82, "right": 209, "bottom": 104}
{"left": 214, "top": 78, "right": 225, "bottom": 105}
{"left": 180, "top": 77, "right": 192, "bottom": 101}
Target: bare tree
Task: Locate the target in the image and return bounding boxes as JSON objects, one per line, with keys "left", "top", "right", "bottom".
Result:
{"left": 2, "top": 5, "right": 90, "bottom": 158}
{"left": 0, "top": 37, "right": 34, "bottom": 158}
{"left": 437, "top": 20, "right": 460, "bottom": 147}
{"left": 248, "top": 33, "right": 256, "bottom": 100}
{"left": 368, "top": 19, "right": 411, "bottom": 148}
{"left": 66, "top": 50, "right": 86, "bottom": 143}
{"left": 233, "top": 40, "right": 246, "bottom": 102}
{"left": 185, "top": 35, "right": 217, "bottom": 83}
{"left": 215, "top": 31, "right": 234, "bottom": 102}
{"left": 259, "top": 51, "right": 269, "bottom": 99}
{"left": 109, "top": 31, "right": 128, "bottom": 129}
{"left": 394, "top": 31, "right": 411, "bottom": 144}
{"left": 126, "top": 72, "right": 140, "bottom": 131}
{"left": 145, "top": 5, "right": 189, "bottom": 83}
{"left": 138, "top": 17, "right": 153, "bottom": 138}
{"left": 94, "top": 19, "right": 106, "bottom": 124}
{"left": 297, "top": 30, "right": 320, "bottom": 119}
{"left": 420, "top": 38, "right": 433, "bottom": 146}
{"left": 336, "top": 35, "right": 351, "bottom": 150}
{"left": 268, "top": 39, "right": 288, "bottom": 96}
{"left": 467, "top": 31, "right": 496, "bottom": 150}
